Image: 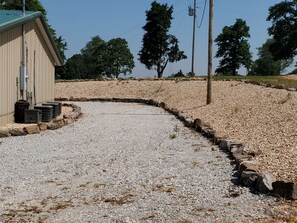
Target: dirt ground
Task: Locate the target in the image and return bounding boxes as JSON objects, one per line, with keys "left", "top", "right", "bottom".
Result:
{"left": 55, "top": 80, "right": 297, "bottom": 184}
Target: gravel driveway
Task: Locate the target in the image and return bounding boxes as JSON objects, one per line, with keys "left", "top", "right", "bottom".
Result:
{"left": 0, "top": 102, "right": 279, "bottom": 222}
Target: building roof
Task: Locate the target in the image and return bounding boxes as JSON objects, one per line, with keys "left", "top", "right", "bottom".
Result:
{"left": 0, "top": 10, "right": 63, "bottom": 66}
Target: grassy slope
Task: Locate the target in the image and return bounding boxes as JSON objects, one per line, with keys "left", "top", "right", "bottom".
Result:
{"left": 211, "top": 75, "right": 297, "bottom": 89}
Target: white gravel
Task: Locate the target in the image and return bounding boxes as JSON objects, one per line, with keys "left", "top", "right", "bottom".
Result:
{"left": 0, "top": 102, "right": 279, "bottom": 222}
{"left": 55, "top": 80, "right": 297, "bottom": 182}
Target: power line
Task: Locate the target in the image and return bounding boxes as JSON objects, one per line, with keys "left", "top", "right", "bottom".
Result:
{"left": 172, "top": 0, "right": 185, "bottom": 6}
{"left": 119, "top": 23, "right": 143, "bottom": 37}
{"left": 197, "top": 0, "right": 207, "bottom": 29}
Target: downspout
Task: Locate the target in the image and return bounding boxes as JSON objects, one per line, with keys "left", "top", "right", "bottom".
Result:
{"left": 20, "top": 0, "right": 27, "bottom": 100}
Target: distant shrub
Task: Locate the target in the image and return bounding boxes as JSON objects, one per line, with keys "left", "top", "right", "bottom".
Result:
{"left": 168, "top": 70, "right": 185, "bottom": 78}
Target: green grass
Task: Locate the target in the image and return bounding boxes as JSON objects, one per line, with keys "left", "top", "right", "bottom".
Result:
{"left": 165, "top": 75, "right": 297, "bottom": 89}
{"left": 211, "top": 75, "right": 297, "bottom": 89}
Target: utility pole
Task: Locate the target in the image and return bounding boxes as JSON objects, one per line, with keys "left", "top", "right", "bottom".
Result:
{"left": 190, "top": 0, "right": 197, "bottom": 77}
{"left": 207, "top": 0, "right": 213, "bottom": 104}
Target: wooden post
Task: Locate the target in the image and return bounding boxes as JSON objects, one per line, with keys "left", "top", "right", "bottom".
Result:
{"left": 207, "top": 0, "right": 213, "bottom": 104}
{"left": 191, "top": 0, "right": 197, "bottom": 77}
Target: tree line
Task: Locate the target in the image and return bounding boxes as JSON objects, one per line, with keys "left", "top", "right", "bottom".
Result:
{"left": 57, "top": 1, "right": 186, "bottom": 79}
{"left": 1, "top": 0, "right": 297, "bottom": 78}
{"left": 56, "top": 36, "right": 135, "bottom": 79}
{"left": 215, "top": 0, "right": 297, "bottom": 76}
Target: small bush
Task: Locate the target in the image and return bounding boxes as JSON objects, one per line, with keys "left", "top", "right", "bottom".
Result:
{"left": 168, "top": 70, "right": 185, "bottom": 78}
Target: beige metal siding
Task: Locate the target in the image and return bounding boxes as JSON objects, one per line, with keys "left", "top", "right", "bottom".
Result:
{"left": 25, "top": 21, "right": 55, "bottom": 106}
{"left": 0, "top": 21, "right": 56, "bottom": 126}
{"left": 0, "top": 26, "right": 22, "bottom": 125}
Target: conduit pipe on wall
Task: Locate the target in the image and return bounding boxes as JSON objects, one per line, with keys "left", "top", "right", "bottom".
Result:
{"left": 20, "top": 25, "right": 27, "bottom": 92}
{"left": 20, "top": 0, "right": 27, "bottom": 99}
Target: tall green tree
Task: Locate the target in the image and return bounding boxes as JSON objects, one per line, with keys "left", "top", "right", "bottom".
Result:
{"left": 248, "top": 39, "right": 293, "bottom": 76}
{"left": 59, "top": 36, "right": 135, "bottom": 80}
{"left": 81, "top": 36, "right": 108, "bottom": 79}
{"left": 267, "top": 0, "right": 297, "bottom": 60}
{"left": 0, "top": 0, "right": 46, "bottom": 14}
{"left": 105, "top": 38, "right": 135, "bottom": 78}
{"left": 139, "top": 1, "right": 187, "bottom": 78}
{"left": 215, "top": 19, "right": 252, "bottom": 76}
{"left": 57, "top": 54, "right": 87, "bottom": 80}
{"left": 51, "top": 32, "right": 67, "bottom": 63}
{"left": 0, "top": 0, "right": 67, "bottom": 63}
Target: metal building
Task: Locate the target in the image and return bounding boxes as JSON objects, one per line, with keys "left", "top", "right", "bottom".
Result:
{"left": 0, "top": 10, "right": 62, "bottom": 125}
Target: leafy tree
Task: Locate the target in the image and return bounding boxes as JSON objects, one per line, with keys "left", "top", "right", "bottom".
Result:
{"left": 0, "top": 0, "right": 67, "bottom": 63}
{"left": 58, "top": 36, "right": 135, "bottom": 79}
{"left": 81, "top": 36, "right": 108, "bottom": 79}
{"left": 139, "top": 1, "right": 187, "bottom": 78}
{"left": 81, "top": 36, "right": 134, "bottom": 78}
{"left": 105, "top": 38, "right": 135, "bottom": 78}
{"left": 52, "top": 33, "right": 67, "bottom": 63}
{"left": 249, "top": 39, "right": 293, "bottom": 76}
{"left": 0, "top": 0, "right": 46, "bottom": 14}
{"left": 215, "top": 19, "right": 252, "bottom": 76}
{"left": 57, "top": 54, "right": 88, "bottom": 80}
{"left": 168, "top": 70, "right": 185, "bottom": 78}
{"left": 267, "top": 0, "right": 297, "bottom": 60}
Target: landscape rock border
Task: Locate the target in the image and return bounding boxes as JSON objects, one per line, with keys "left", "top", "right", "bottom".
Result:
{"left": 0, "top": 103, "right": 82, "bottom": 138}
{"left": 54, "top": 96, "right": 297, "bottom": 200}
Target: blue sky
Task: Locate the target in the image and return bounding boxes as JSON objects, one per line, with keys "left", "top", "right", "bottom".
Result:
{"left": 40, "top": 0, "right": 282, "bottom": 77}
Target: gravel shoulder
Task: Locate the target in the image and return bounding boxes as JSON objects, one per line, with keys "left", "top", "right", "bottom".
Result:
{"left": 55, "top": 80, "right": 297, "bottom": 183}
{"left": 0, "top": 102, "right": 290, "bottom": 222}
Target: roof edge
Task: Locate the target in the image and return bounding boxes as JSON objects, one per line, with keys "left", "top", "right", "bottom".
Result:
{"left": 0, "top": 11, "right": 41, "bottom": 33}
{"left": 38, "top": 15, "right": 63, "bottom": 66}
{"left": 0, "top": 11, "right": 63, "bottom": 66}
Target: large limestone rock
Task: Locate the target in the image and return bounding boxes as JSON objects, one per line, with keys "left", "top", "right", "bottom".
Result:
{"left": 240, "top": 171, "right": 259, "bottom": 187}
{"left": 232, "top": 151, "right": 254, "bottom": 166}
{"left": 256, "top": 173, "right": 275, "bottom": 193}
{"left": 24, "top": 125, "right": 40, "bottom": 134}
{"left": 239, "top": 160, "right": 259, "bottom": 174}
{"left": 9, "top": 128, "right": 26, "bottom": 136}
{"left": 38, "top": 123, "right": 48, "bottom": 131}
{"left": 0, "top": 128, "right": 11, "bottom": 138}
